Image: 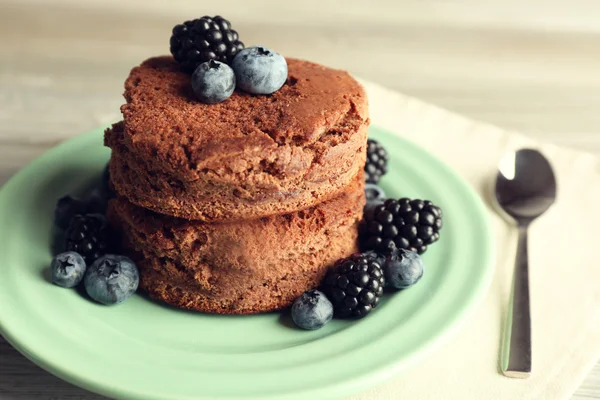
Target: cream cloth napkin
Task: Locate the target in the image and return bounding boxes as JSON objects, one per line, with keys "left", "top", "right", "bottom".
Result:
{"left": 346, "top": 81, "right": 600, "bottom": 400}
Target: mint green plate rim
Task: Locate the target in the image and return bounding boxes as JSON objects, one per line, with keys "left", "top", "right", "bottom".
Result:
{"left": 0, "top": 126, "right": 495, "bottom": 400}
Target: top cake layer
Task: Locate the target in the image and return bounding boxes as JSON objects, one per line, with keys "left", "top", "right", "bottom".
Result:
{"left": 105, "top": 56, "right": 369, "bottom": 222}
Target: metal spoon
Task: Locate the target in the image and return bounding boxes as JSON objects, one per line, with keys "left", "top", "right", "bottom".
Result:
{"left": 495, "top": 149, "right": 557, "bottom": 378}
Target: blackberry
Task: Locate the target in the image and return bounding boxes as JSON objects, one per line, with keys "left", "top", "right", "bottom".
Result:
{"left": 363, "top": 250, "right": 387, "bottom": 270}
{"left": 322, "top": 254, "right": 385, "bottom": 318}
{"left": 170, "top": 16, "right": 244, "bottom": 72}
{"left": 361, "top": 198, "right": 443, "bottom": 255}
{"left": 365, "top": 139, "right": 389, "bottom": 184}
{"left": 64, "top": 214, "right": 111, "bottom": 264}
{"left": 54, "top": 195, "right": 88, "bottom": 230}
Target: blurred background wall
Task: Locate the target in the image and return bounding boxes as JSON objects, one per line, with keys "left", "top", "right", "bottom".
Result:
{"left": 1, "top": 0, "right": 600, "bottom": 151}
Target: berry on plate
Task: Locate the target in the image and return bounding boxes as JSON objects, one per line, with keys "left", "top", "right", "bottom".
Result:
{"left": 192, "top": 60, "right": 236, "bottom": 104}
{"left": 291, "top": 290, "right": 334, "bottom": 330}
{"left": 64, "top": 214, "right": 111, "bottom": 264}
{"left": 363, "top": 250, "right": 387, "bottom": 271}
{"left": 84, "top": 255, "right": 139, "bottom": 305}
{"left": 231, "top": 46, "right": 288, "bottom": 95}
{"left": 50, "top": 251, "right": 86, "bottom": 288}
{"left": 365, "top": 183, "right": 386, "bottom": 205}
{"left": 322, "top": 254, "right": 385, "bottom": 319}
{"left": 383, "top": 249, "right": 424, "bottom": 289}
{"left": 54, "top": 195, "right": 89, "bottom": 230}
{"left": 170, "top": 16, "right": 244, "bottom": 71}
{"left": 54, "top": 175, "right": 113, "bottom": 230}
{"left": 365, "top": 139, "right": 388, "bottom": 184}
{"left": 361, "top": 198, "right": 443, "bottom": 255}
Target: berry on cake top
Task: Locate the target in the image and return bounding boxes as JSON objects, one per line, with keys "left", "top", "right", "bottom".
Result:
{"left": 170, "top": 16, "right": 288, "bottom": 103}
{"left": 170, "top": 16, "right": 244, "bottom": 71}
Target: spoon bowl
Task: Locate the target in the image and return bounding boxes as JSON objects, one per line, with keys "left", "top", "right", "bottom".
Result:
{"left": 496, "top": 149, "right": 557, "bottom": 223}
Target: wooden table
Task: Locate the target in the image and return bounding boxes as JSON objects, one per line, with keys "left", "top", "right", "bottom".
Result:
{"left": 1, "top": 1, "right": 598, "bottom": 398}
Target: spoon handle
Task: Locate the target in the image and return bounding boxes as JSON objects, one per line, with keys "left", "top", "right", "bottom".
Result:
{"left": 503, "top": 224, "right": 532, "bottom": 378}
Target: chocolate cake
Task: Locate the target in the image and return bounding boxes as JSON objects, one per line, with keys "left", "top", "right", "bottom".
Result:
{"left": 105, "top": 56, "right": 369, "bottom": 222}
{"left": 105, "top": 55, "right": 369, "bottom": 314}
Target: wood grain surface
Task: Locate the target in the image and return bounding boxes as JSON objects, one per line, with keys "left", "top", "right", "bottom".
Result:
{"left": 0, "top": 1, "right": 598, "bottom": 399}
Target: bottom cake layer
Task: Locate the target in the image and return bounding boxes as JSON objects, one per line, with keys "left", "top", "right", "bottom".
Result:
{"left": 107, "top": 176, "right": 364, "bottom": 314}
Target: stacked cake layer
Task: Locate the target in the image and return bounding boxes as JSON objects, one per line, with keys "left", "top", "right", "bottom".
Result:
{"left": 106, "top": 56, "right": 369, "bottom": 222}
{"left": 105, "top": 56, "right": 369, "bottom": 313}
{"left": 107, "top": 175, "right": 364, "bottom": 314}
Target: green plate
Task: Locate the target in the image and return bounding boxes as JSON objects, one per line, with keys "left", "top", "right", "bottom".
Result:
{"left": 0, "top": 126, "right": 494, "bottom": 400}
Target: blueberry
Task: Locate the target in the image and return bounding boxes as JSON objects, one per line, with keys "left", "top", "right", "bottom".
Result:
{"left": 51, "top": 251, "right": 86, "bottom": 288}
{"left": 364, "top": 183, "right": 386, "bottom": 219}
{"left": 383, "top": 249, "right": 424, "bottom": 289}
{"left": 54, "top": 196, "right": 88, "bottom": 230}
{"left": 84, "top": 255, "right": 139, "bottom": 305}
{"left": 231, "top": 46, "right": 288, "bottom": 94}
{"left": 365, "top": 183, "right": 386, "bottom": 204}
{"left": 291, "top": 290, "right": 333, "bottom": 330}
{"left": 191, "top": 59, "right": 235, "bottom": 104}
